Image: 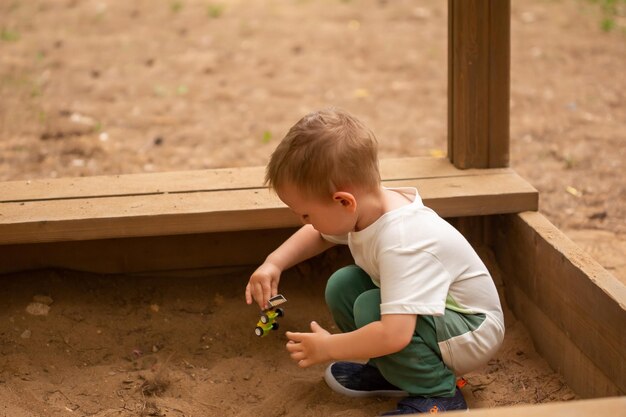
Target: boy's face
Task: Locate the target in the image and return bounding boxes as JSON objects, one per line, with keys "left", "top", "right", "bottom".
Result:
{"left": 277, "top": 183, "right": 358, "bottom": 235}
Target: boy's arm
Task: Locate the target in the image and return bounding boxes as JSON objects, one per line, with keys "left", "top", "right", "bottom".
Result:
{"left": 246, "top": 224, "right": 336, "bottom": 309}
{"left": 265, "top": 224, "right": 336, "bottom": 272}
{"left": 286, "top": 314, "right": 417, "bottom": 367}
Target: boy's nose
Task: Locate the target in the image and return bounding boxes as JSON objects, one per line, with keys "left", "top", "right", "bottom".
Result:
{"left": 301, "top": 215, "right": 311, "bottom": 224}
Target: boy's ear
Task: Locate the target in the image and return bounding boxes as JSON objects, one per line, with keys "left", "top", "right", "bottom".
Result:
{"left": 332, "top": 191, "right": 357, "bottom": 212}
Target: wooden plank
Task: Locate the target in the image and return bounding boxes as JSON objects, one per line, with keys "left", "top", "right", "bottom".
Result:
{"left": 410, "top": 173, "right": 537, "bottom": 217}
{"left": 0, "top": 165, "right": 266, "bottom": 202}
{"left": 0, "top": 157, "right": 510, "bottom": 202}
{"left": 448, "top": 217, "right": 491, "bottom": 248}
{"left": 505, "top": 283, "right": 621, "bottom": 399}
{"left": 448, "top": 0, "right": 510, "bottom": 168}
{"left": 454, "top": 397, "right": 625, "bottom": 417}
{"left": 0, "top": 172, "right": 538, "bottom": 244}
{"left": 493, "top": 212, "right": 626, "bottom": 397}
{"left": 0, "top": 228, "right": 299, "bottom": 274}
{"left": 0, "top": 229, "right": 356, "bottom": 276}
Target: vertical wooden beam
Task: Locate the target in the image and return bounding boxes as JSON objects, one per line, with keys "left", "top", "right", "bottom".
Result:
{"left": 448, "top": 0, "right": 510, "bottom": 169}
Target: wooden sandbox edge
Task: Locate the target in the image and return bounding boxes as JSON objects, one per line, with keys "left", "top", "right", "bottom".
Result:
{"left": 492, "top": 212, "right": 626, "bottom": 399}
{"left": 444, "top": 396, "right": 625, "bottom": 416}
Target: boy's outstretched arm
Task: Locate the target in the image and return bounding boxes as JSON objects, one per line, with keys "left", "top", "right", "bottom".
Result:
{"left": 285, "top": 314, "right": 417, "bottom": 367}
{"left": 246, "top": 224, "right": 336, "bottom": 309}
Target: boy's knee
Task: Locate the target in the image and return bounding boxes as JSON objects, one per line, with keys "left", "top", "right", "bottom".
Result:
{"left": 325, "top": 265, "right": 366, "bottom": 308}
{"left": 354, "top": 289, "right": 381, "bottom": 328}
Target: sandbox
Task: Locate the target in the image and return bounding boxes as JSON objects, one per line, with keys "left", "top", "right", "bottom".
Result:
{"left": 0, "top": 245, "right": 582, "bottom": 417}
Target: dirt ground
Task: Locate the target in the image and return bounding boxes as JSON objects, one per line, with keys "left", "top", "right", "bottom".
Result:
{"left": 0, "top": 0, "right": 623, "bottom": 416}
{"left": 0, "top": 252, "right": 578, "bottom": 417}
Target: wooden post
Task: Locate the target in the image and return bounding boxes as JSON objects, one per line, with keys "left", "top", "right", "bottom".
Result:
{"left": 448, "top": 0, "right": 510, "bottom": 169}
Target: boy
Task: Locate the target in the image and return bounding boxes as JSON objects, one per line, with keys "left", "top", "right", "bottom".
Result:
{"left": 245, "top": 108, "right": 504, "bottom": 415}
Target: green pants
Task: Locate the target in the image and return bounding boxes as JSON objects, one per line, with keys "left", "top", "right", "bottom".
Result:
{"left": 325, "top": 265, "right": 457, "bottom": 397}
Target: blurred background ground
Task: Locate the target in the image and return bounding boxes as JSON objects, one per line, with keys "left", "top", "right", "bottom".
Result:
{"left": 0, "top": 1, "right": 624, "bottom": 416}
{"left": 1, "top": 0, "right": 624, "bottom": 284}
{"left": 0, "top": 0, "right": 624, "bottom": 279}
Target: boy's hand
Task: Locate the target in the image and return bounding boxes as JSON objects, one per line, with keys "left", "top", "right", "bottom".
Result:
{"left": 245, "top": 262, "right": 281, "bottom": 310}
{"left": 285, "top": 321, "right": 332, "bottom": 368}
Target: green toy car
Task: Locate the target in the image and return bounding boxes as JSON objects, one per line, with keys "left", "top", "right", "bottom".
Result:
{"left": 254, "top": 294, "right": 287, "bottom": 337}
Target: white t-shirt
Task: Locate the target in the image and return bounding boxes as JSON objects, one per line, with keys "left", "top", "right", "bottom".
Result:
{"left": 321, "top": 187, "right": 503, "bottom": 326}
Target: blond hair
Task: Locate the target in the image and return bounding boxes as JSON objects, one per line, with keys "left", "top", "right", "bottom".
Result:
{"left": 266, "top": 108, "right": 380, "bottom": 199}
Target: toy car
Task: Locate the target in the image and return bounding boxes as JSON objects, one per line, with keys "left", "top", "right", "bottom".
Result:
{"left": 254, "top": 294, "right": 287, "bottom": 337}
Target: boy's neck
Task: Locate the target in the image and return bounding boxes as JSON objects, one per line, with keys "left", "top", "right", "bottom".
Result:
{"left": 354, "top": 186, "right": 408, "bottom": 231}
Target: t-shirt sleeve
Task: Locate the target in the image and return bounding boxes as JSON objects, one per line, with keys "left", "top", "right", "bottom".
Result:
{"left": 379, "top": 249, "right": 451, "bottom": 316}
{"left": 320, "top": 233, "right": 349, "bottom": 245}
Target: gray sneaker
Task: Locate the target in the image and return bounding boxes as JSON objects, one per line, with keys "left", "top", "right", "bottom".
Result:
{"left": 324, "top": 362, "right": 407, "bottom": 398}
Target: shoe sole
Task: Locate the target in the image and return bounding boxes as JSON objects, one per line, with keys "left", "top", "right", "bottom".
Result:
{"left": 323, "top": 364, "right": 408, "bottom": 398}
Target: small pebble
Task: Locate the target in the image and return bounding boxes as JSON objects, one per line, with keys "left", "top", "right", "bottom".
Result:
{"left": 26, "top": 302, "right": 50, "bottom": 316}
